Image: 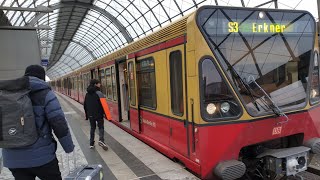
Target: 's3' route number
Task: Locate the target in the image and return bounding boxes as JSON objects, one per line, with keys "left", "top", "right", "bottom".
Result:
{"left": 228, "top": 22, "right": 239, "bottom": 33}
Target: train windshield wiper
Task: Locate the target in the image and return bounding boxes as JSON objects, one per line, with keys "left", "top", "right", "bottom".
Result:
{"left": 247, "top": 76, "right": 289, "bottom": 124}
{"left": 226, "top": 64, "right": 261, "bottom": 112}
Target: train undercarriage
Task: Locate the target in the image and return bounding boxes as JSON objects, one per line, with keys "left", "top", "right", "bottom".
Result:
{"left": 214, "top": 134, "right": 320, "bottom": 180}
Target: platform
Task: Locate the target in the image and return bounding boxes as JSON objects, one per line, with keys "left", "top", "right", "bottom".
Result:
{"left": 3, "top": 92, "right": 320, "bottom": 180}
{"left": 1, "top": 92, "right": 198, "bottom": 180}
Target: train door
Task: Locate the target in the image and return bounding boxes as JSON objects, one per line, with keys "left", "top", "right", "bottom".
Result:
{"left": 167, "top": 45, "right": 188, "bottom": 157}
{"left": 126, "top": 59, "right": 140, "bottom": 132}
{"left": 116, "top": 60, "right": 130, "bottom": 126}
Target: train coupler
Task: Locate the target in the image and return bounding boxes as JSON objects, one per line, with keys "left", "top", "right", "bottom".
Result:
{"left": 257, "top": 146, "right": 310, "bottom": 176}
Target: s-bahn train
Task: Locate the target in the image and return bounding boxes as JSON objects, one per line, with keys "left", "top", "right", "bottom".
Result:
{"left": 50, "top": 6, "right": 320, "bottom": 179}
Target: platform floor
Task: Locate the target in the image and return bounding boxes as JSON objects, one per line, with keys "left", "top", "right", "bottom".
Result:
{"left": 3, "top": 92, "right": 320, "bottom": 180}
{"left": 1, "top": 92, "right": 198, "bottom": 180}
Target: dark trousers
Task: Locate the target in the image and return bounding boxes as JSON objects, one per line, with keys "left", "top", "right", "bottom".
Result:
{"left": 9, "top": 157, "right": 61, "bottom": 180}
{"left": 89, "top": 117, "right": 104, "bottom": 145}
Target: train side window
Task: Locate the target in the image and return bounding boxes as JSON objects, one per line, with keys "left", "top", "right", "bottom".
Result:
{"left": 106, "top": 68, "right": 112, "bottom": 99}
{"left": 169, "top": 50, "right": 184, "bottom": 116}
{"left": 75, "top": 77, "right": 77, "bottom": 90}
{"left": 128, "top": 62, "right": 136, "bottom": 106}
{"left": 200, "top": 58, "right": 241, "bottom": 121}
{"left": 111, "top": 66, "right": 117, "bottom": 101}
{"left": 83, "top": 74, "right": 85, "bottom": 92}
{"left": 100, "top": 69, "right": 106, "bottom": 95}
{"left": 137, "top": 57, "right": 157, "bottom": 109}
{"left": 79, "top": 75, "right": 82, "bottom": 92}
{"left": 84, "top": 74, "right": 87, "bottom": 91}
{"left": 310, "top": 52, "right": 320, "bottom": 104}
{"left": 87, "top": 73, "right": 90, "bottom": 88}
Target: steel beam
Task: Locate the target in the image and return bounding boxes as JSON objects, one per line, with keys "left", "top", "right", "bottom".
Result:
{"left": 274, "top": 0, "right": 278, "bottom": 8}
{"left": 0, "top": 5, "right": 53, "bottom": 13}
{"left": 0, "top": 25, "right": 51, "bottom": 30}
{"left": 240, "top": 0, "right": 245, "bottom": 7}
{"left": 255, "top": 0, "right": 274, "bottom": 8}
{"left": 52, "top": 38, "right": 96, "bottom": 60}
{"left": 318, "top": 0, "right": 320, "bottom": 23}
{"left": 27, "top": 2, "right": 133, "bottom": 43}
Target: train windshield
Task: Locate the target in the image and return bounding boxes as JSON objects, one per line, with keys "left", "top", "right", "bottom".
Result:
{"left": 197, "top": 7, "right": 315, "bottom": 116}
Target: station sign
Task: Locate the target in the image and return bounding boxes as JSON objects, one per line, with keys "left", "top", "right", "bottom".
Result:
{"left": 41, "top": 59, "right": 48, "bottom": 66}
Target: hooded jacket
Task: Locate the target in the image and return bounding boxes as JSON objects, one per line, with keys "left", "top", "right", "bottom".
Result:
{"left": 84, "top": 85, "right": 105, "bottom": 120}
{"left": 83, "top": 85, "right": 104, "bottom": 119}
{"left": 2, "top": 76, "right": 74, "bottom": 168}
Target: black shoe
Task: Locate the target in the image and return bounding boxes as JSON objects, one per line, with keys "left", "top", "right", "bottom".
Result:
{"left": 98, "top": 140, "right": 108, "bottom": 151}
{"left": 90, "top": 141, "right": 95, "bottom": 149}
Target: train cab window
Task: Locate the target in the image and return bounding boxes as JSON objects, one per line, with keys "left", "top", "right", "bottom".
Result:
{"left": 100, "top": 69, "right": 106, "bottom": 95}
{"left": 111, "top": 66, "right": 117, "bottom": 101}
{"left": 310, "top": 52, "right": 320, "bottom": 104}
{"left": 106, "top": 68, "right": 112, "bottom": 99}
{"left": 128, "top": 62, "right": 136, "bottom": 106}
{"left": 137, "top": 57, "right": 157, "bottom": 109}
{"left": 169, "top": 50, "right": 184, "bottom": 116}
{"left": 200, "top": 59, "right": 241, "bottom": 120}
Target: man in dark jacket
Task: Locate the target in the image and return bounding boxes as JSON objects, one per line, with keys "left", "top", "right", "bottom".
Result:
{"left": 2, "top": 65, "right": 75, "bottom": 180}
{"left": 84, "top": 79, "right": 108, "bottom": 151}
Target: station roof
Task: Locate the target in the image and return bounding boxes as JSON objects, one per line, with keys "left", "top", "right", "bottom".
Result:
{"left": 0, "top": 0, "right": 318, "bottom": 79}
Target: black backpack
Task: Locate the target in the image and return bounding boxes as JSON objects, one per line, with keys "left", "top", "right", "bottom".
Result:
{"left": 0, "top": 76, "right": 38, "bottom": 148}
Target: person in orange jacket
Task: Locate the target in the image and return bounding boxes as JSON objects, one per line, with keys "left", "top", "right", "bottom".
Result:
{"left": 84, "top": 79, "right": 108, "bottom": 150}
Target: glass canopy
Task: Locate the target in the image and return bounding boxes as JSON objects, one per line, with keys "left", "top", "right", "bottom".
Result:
{"left": 0, "top": 0, "right": 318, "bottom": 79}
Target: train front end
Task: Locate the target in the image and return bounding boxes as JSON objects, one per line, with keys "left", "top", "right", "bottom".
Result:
{"left": 191, "top": 6, "right": 320, "bottom": 179}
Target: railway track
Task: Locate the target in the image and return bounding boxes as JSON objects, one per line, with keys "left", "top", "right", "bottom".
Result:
{"left": 297, "top": 170, "right": 320, "bottom": 180}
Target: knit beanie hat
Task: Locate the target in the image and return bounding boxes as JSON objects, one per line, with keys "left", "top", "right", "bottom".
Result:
{"left": 25, "top": 65, "right": 45, "bottom": 81}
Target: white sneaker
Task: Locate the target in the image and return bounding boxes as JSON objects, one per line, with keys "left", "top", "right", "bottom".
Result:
{"left": 89, "top": 145, "right": 95, "bottom": 149}
{"left": 98, "top": 141, "right": 108, "bottom": 151}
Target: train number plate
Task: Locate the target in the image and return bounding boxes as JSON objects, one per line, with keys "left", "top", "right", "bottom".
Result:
{"left": 272, "top": 126, "right": 282, "bottom": 135}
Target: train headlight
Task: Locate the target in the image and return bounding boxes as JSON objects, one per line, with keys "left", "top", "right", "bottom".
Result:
{"left": 221, "top": 102, "right": 230, "bottom": 113}
{"left": 206, "top": 103, "right": 216, "bottom": 115}
{"left": 311, "top": 89, "right": 317, "bottom": 98}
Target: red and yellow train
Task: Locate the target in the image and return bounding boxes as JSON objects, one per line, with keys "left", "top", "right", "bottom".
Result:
{"left": 50, "top": 6, "right": 320, "bottom": 179}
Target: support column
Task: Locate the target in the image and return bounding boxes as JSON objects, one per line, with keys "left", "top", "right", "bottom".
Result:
{"left": 318, "top": 0, "right": 320, "bottom": 46}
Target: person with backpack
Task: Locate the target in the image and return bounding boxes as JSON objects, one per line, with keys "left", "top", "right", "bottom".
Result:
{"left": 1, "top": 65, "right": 75, "bottom": 180}
{"left": 84, "top": 79, "right": 108, "bottom": 151}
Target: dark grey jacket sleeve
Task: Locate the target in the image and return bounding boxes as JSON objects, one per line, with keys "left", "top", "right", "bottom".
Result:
{"left": 45, "top": 91, "right": 75, "bottom": 153}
